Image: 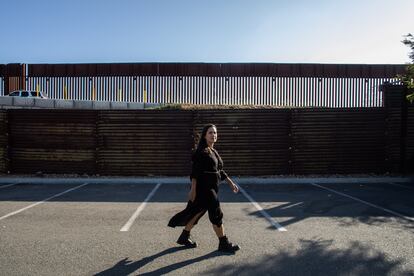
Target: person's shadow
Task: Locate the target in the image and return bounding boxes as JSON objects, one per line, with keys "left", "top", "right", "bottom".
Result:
{"left": 94, "top": 246, "right": 224, "bottom": 276}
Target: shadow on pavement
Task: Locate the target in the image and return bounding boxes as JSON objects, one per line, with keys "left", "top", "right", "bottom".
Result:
{"left": 250, "top": 199, "right": 414, "bottom": 231}
{"left": 1, "top": 182, "right": 413, "bottom": 229}
{"left": 94, "top": 247, "right": 222, "bottom": 276}
{"left": 205, "top": 239, "right": 412, "bottom": 276}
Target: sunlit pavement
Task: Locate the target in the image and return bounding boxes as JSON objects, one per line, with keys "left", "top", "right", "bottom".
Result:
{"left": 0, "top": 177, "right": 413, "bottom": 275}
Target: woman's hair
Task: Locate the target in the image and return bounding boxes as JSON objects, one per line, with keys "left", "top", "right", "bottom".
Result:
{"left": 195, "top": 123, "right": 216, "bottom": 153}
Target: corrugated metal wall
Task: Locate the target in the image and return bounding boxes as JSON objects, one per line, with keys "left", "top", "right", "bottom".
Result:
{"left": 97, "top": 110, "right": 193, "bottom": 176}
{"left": 383, "top": 85, "right": 408, "bottom": 173}
{"left": 8, "top": 110, "right": 97, "bottom": 174}
{"left": 26, "top": 63, "right": 406, "bottom": 77}
{"left": 194, "top": 109, "right": 291, "bottom": 175}
{"left": 0, "top": 110, "right": 7, "bottom": 173}
{"left": 408, "top": 106, "right": 414, "bottom": 171}
{"left": 291, "top": 109, "right": 386, "bottom": 174}
{"left": 1, "top": 104, "right": 412, "bottom": 176}
{"left": 0, "top": 64, "right": 25, "bottom": 94}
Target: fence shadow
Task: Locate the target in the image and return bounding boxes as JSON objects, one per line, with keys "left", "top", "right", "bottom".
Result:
{"left": 94, "top": 239, "right": 412, "bottom": 275}
{"left": 204, "top": 238, "right": 412, "bottom": 275}
{"left": 1, "top": 182, "right": 413, "bottom": 230}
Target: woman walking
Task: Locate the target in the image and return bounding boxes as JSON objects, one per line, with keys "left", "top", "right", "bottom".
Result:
{"left": 168, "top": 124, "right": 240, "bottom": 253}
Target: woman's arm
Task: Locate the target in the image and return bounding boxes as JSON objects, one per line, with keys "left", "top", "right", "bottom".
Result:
{"left": 224, "top": 176, "right": 239, "bottom": 193}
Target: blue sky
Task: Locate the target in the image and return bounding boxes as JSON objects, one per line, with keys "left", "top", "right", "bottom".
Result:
{"left": 1, "top": 0, "right": 413, "bottom": 64}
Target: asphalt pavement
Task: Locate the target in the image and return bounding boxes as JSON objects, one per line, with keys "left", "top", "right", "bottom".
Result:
{"left": 0, "top": 176, "right": 413, "bottom": 275}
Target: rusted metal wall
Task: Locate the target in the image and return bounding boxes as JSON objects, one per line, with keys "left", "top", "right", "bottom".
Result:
{"left": 0, "top": 110, "right": 8, "bottom": 173}
{"left": 2, "top": 101, "right": 411, "bottom": 176}
{"left": 8, "top": 110, "right": 97, "bottom": 174}
{"left": 401, "top": 87, "right": 414, "bottom": 173}
{"left": 383, "top": 85, "right": 407, "bottom": 173}
{"left": 194, "top": 109, "right": 291, "bottom": 175}
{"left": 407, "top": 105, "right": 414, "bottom": 172}
{"left": 27, "top": 63, "right": 406, "bottom": 77}
{"left": 97, "top": 110, "right": 193, "bottom": 176}
{"left": 0, "top": 64, "right": 25, "bottom": 95}
{"left": 291, "top": 109, "right": 386, "bottom": 174}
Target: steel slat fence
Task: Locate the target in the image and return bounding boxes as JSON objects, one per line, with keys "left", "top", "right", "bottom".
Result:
{"left": 0, "top": 77, "right": 4, "bottom": 96}
{"left": 0, "top": 63, "right": 406, "bottom": 108}
{"left": 24, "top": 76, "right": 397, "bottom": 107}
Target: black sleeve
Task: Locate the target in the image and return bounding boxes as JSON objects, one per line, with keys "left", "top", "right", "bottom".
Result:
{"left": 219, "top": 169, "right": 229, "bottom": 181}
{"left": 215, "top": 150, "right": 228, "bottom": 181}
{"left": 190, "top": 152, "right": 202, "bottom": 180}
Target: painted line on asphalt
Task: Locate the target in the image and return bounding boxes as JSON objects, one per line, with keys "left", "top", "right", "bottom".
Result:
{"left": 0, "top": 183, "right": 20, "bottom": 189}
{"left": 0, "top": 183, "right": 89, "bottom": 221}
{"left": 387, "top": 182, "right": 414, "bottom": 191}
{"left": 280, "top": 202, "right": 304, "bottom": 210}
{"left": 238, "top": 185, "right": 287, "bottom": 231}
{"left": 120, "top": 183, "right": 162, "bottom": 232}
{"left": 311, "top": 183, "right": 414, "bottom": 223}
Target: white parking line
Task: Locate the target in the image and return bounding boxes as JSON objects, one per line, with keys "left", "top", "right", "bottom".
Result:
{"left": 0, "top": 183, "right": 89, "bottom": 221}
{"left": 387, "top": 182, "right": 414, "bottom": 190}
{"left": 311, "top": 183, "right": 414, "bottom": 223}
{"left": 0, "top": 183, "right": 20, "bottom": 189}
{"left": 238, "top": 185, "right": 287, "bottom": 231}
{"left": 120, "top": 183, "right": 162, "bottom": 232}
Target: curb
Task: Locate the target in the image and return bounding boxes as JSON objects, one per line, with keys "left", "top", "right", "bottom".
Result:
{"left": 0, "top": 176, "right": 412, "bottom": 185}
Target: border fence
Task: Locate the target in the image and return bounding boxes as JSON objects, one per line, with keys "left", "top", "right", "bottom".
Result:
{"left": 0, "top": 63, "right": 407, "bottom": 107}
{"left": 0, "top": 84, "right": 412, "bottom": 176}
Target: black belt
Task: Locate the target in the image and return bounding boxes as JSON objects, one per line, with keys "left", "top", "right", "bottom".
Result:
{"left": 203, "top": 171, "right": 220, "bottom": 174}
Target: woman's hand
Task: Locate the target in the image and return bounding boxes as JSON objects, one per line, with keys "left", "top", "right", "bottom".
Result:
{"left": 231, "top": 183, "right": 239, "bottom": 194}
{"left": 225, "top": 177, "right": 239, "bottom": 194}
{"left": 188, "top": 189, "right": 196, "bottom": 202}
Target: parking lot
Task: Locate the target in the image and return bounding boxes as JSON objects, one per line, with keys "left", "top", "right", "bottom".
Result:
{"left": 0, "top": 178, "right": 414, "bottom": 275}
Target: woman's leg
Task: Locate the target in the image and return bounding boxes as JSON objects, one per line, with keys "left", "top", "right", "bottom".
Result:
{"left": 184, "top": 211, "right": 205, "bottom": 231}
{"left": 207, "top": 197, "right": 240, "bottom": 253}
{"left": 177, "top": 211, "right": 205, "bottom": 248}
{"left": 212, "top": 224, "right": 225, "bottom": 238}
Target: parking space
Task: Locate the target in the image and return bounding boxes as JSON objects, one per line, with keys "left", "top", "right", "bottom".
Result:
{"left": 313, "top": 182, "right": 414, "bottom": 219}
{"left": 0, "top": 180, "right": 413, "bottom": 275}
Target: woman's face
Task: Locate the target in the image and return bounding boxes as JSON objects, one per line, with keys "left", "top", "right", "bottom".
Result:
{"left": 205, "top": 126, "right": 217, "bottom": 145}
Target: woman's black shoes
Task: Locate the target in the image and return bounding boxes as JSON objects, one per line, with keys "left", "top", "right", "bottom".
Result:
{"left": 218, "top": 236, "right": 240, "bottom": 253}
{"left": 176, "top": 231, "right": 240, "bottom": 252}
{"left": 177, "top": 230, "right": 197, "bottom": 248}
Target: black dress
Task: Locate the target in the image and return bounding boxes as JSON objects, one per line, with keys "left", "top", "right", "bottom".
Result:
{"left": 168, "top": 147, "right": 228, "bottom": 227}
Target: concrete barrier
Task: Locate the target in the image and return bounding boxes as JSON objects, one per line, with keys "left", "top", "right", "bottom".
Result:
{"left": 14, "top": 97, "right": 35, "bottom": 107}
{"left": 110, "top": 102, "right": 128, "bottom": 109}
{"left": 73, "top": 100, "right": 93, "bottom": 109}
{"left": 93, "top": 101, "right": 111, "bottom": 109}
{"left": 34, "top": 98, "right": 55, "bottom": 108}
{"left": 128, "top": 102, "right": 145, "bottom": 109}
{"left": 0, "top": 96, "right": 162, "bottom": 110}
{"left": 0, "top": 96, "right": 13, "bottom": 106}
{"left": 55, "top": 99, "right": 74, "bottom": 109}
{"left": 144, "top": 103, "right": 161, "bottom": 109}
